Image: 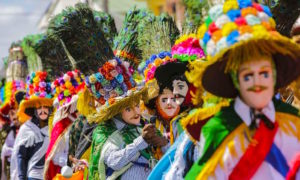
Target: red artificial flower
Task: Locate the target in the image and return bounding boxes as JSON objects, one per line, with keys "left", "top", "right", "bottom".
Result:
{"left": 67, "top": 71, "right": 74, "bottom": 78}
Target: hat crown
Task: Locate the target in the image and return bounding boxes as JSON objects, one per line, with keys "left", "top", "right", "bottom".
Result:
{"left": 85, "top": 58, "right": 136, "bottom": 106}
{"left": 140, "top": 51, "right": 174, "bottom": 83}
{"left": 172, "top": 33, "right": 205, "bottom": 62}
{"left": 52, "top": 70, "right": 85, "bottom": 108}
{"left": 198, "top": 0, "right": 276, "bottom": 58}
{"left": 26, "top": 71, "right": 53, "bottom": 99}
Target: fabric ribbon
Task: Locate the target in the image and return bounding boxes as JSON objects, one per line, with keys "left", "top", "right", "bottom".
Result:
{"left": 229, "top": 119, "right": 278, "bottom": 180}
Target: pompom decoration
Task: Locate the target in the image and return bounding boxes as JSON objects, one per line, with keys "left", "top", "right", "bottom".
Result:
{"left": 171, "top": 34, "right": 205, "bottom": 62}
{"left": 51, "top": 70, "right": 85, "bottom": 108}
{"left": 197, "top": 0, "right": 277, "bottom": 58}
{"left": 86, "top": 58, "right": 136, "bottom": 106}
{"left": 25, "top": 71, "right": 53, "bottom": 99}
{"left": 86, "top": 57, "right": 148, "bottom": 124}
{"left": 18, "top": 71, "right": 54, "bottom": 123}
{"left": 0, "top": 80, "right": 26, "bottom": 114}
{"left": 139, "top": 51, "right": 174, "bottom": 82}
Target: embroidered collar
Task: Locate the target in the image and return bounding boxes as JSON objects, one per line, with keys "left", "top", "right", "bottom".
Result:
{"left": 234, "top": 97, "right": 275, "bottom": 126}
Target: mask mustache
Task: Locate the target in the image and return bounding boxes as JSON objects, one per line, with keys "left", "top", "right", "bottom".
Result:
{"left": 165, "top": 104, "right": 175, "bottom": 109}
{"left": 39, "top": 111, "right": 48, "bottom": 116}
{"left": 247, "top": 85, "right": 268, "bottom": 92}
{"left": 175, "top": 94, "right": 185, "bottom": 99}
{"left": 131, "top": 114, "right": 141, "bottom": 120}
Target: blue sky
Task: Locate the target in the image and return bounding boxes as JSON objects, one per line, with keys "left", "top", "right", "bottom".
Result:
{"left": 0, "top": 0, "right": 51, "bottom": 76}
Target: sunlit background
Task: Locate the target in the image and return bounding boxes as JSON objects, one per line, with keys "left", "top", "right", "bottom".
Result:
{"left": 0, "top": 0, "right": 298, "bottom": 78}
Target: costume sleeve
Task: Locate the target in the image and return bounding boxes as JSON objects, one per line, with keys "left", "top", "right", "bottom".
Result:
{"left": 104, "top": 136, "right": 148, "bottom": 171}
{"left": 17, "top": 144, "right": 31, "bottom": 180}
{"left": 1, "top": 143, "right": 13, "bottom": 160}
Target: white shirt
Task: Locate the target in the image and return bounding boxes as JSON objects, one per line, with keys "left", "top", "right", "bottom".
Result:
{"left": 204, "top": 97, "right": 300, "bottom": 180}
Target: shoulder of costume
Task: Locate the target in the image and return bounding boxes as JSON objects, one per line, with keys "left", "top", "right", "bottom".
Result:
{"left": 92, "top": 120, "right": 118, "bottom": 144}
{"left": 15, "top": 120, "right": 43, "bottom": 147}
{"left": 185, "top": 101, "right": 243, "bottom": 179}
{"left": 186, "top": 99, "right": 300, "bottom": 178}
{"left": 204, "top": 101, "right": 242, "bottom": 134}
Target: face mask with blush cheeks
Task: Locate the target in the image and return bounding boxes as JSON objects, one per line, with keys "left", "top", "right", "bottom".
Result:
{"left": 121, "top": 103, "right": 141, "bottom": 125}
{"left": 156, "top": 88, "right": 180, "bottom": 120}
{"left": 238, "top": 59, "right": 275, "bottom": 110}
{"left": 172, "top": 79, "right": 188, "bottom": 105}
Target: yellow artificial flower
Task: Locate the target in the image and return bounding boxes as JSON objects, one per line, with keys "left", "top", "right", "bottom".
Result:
{"left": 223, "top": 0, "right": 239, "bottom": 13}
{"left": 222, "top": 22, "right": 238, "bottom": 36}
{"left": 89, "top": 75, "right": 97, "bottom": 84}
{"left": 197, "top": 24, "right": 208, "bottom": 39}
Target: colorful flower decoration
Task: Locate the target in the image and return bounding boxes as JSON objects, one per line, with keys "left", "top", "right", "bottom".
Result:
{"left": 114, "top": 50, "right": 139, "bottom": 66}
{"left": 85, "top": 58, "right": 136, "bottom": 106}
{"left": 51, "top": 70, "right": 85, "bottom": 108}
{"left": 197, "top": 0, "right": 277, "bottom": 58}
{"left": 139, "top": 51, "right": 175, "bottom": 82}
{"left": 0, "top": 80, "right": 26, "bottom": 114}
{"left": 171, "top": 34, "right": 205, "bottom": 62}
{"left": 25, "top": 71, "right": 53, "bottom": 100}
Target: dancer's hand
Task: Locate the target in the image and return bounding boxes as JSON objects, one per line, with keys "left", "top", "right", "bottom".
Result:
{"left": 142, "top": 124, "right": 157, "bottom": 144}
{"left": 148, "top": 135, "right": 168, "bottom": 147}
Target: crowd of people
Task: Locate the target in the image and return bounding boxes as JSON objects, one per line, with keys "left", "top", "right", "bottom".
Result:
{"left": 0, "top": 0, "right": 300, "bottom": 179}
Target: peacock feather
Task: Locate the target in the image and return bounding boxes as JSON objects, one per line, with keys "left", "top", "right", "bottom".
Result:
{"left": 113, "top": 7, "right": 154, "bottom": 67}
{"left": 138, "top": 13, "right": 180, "bottom": 62}
{"left": 48, "top": 3, "right": 115, "bottom": 76}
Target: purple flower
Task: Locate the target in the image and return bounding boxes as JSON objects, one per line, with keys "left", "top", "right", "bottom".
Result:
{"left": 39, "top": 82, "right": 46, "bottom": 88}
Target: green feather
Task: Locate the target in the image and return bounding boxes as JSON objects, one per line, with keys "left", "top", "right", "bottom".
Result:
{"left": 47, "top": 3, "right": 116, "bottom": 76}
{"left": 182, "top": 0, "right": 209, "bottom": 34}
{"left": 138, "top": 13, "right": 179, "bottom": 61}
{"left": 21, "top": 34, "right": 43, "bottom": 73}
{"left": 113, "top": 7, "right": 154, "bottom": 67}
{"left": 33, "top": 32, "right": 69, "bottom": 80}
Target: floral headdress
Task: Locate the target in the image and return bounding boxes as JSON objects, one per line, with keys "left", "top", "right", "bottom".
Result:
{"left": 51, "top": 70, "right": 85, "bottom": 124}
{"left": 140, "top": 52, "right": 174, "bottom": 82}
{"left": 86, "top": 58, "right": 148, "bottom": 123}
{"left": 18, "top": 71, "right": 53, "bottom": 123}
{"left": 198, "top": 0, "right": 300, "bottom": 98}
{"left": 0, "top": 80, "right": 26, "bottom": 115}
{"left": 171, "top": 34, "right": 205, "bottom": 62}
{"left": 138, "top": 51, "right": 175, "bottom": 100}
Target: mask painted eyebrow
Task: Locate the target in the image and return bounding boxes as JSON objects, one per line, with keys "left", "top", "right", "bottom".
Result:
{"left": 177, "top": 82, "right": 185, "bottom": 85}
{"left": 260, "top": 65, "right": 272, "bottom": 70}
{"left": 238, "top": 67, "right": 251, "bottom": 74}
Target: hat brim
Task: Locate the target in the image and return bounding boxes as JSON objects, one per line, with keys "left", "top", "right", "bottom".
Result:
{"left": 202, "top": 36, "right": 300, "bottom": 98}
{"left": 154, "top": 62, "right": 187, "bottom": 86}
{"left": 18, "top": 97, "right": 53, "bottom": 123}
{"left": 87, "top": 87, "right": 148, "bottom": 124}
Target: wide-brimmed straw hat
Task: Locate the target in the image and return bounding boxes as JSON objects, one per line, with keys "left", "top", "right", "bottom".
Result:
{"left": 18, "top": 71, "right": 53, "bottom": 123}
{"left": 86, "top": 58, "right": 148, "bottom": 124}
{"left": 198, "top": 0, "right": 300, "bottom": 98}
